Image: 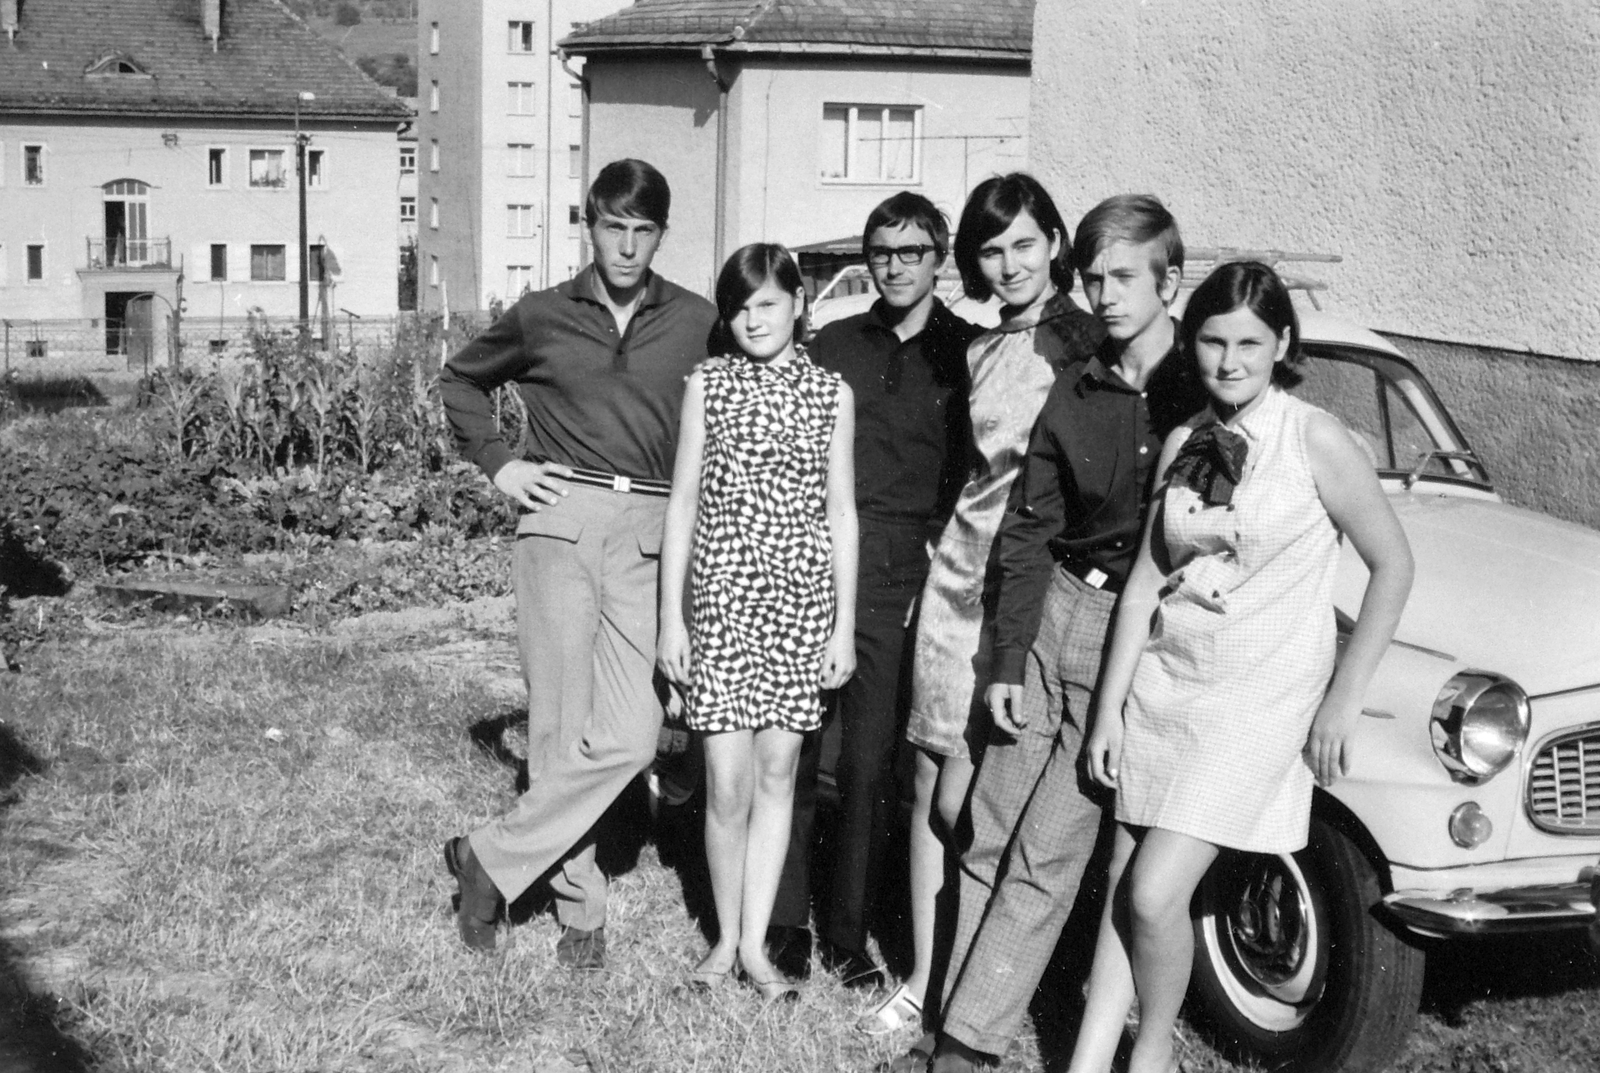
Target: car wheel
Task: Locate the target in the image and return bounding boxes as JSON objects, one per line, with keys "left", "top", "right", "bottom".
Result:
{"left": 1190, "top": 815, "right": 1426, "bottom": 1073}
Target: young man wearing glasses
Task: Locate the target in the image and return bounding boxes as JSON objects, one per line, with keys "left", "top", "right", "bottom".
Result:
{"left": 768, "top": 192, "right": 982, "bottom": 1001}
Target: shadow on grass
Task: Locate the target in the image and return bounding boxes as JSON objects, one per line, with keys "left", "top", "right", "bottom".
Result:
{"left": 1420, "top": 929, "right": 1600, "bottom": 1026}
{"left": 0, "top": 723, "right": 93, "bottom": 1073}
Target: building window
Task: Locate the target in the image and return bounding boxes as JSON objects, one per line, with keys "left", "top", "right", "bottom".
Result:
{"left": 508, "top": 204, "right": 536, "bottom": 237}
{"left": 23, "top": 144, "right": 44, "bottom": 186}
{"left": 26, "top": 340, "right": 47, "bottom": 359}
{"left": 507, "top": 266, "right": 534, "bottom": 296}
{"left": 430, "top": 140, "right": 440, "bottom": 172}
{"left": 307, "top": 149, "right": 326, "bottom": 188}
{"left": 508, "top": 21, "right": 535, "bottom": 52}
{"left": 250, "top": 244, "right": 286, "bottom": 281}
{"left": 568, "top": 83, "right": 582, "bottom": 117}
{"left": 26, "top": 243, "right": 44, "bottom": 280}
{"left": 308, "top": 244, "right": 326, "bottom": 283}
{"left": 429, "top": 21, "right": 439, "bottom": 54}
{"left": 429, "top": 254, "right": 439, "bottom": 287}
{"left": 249, "top": 148, "right": 287, "bottom": 188}
{"left": 820, "top": 104, "right": 921, "bottom": 184}
{"left": 568, "top": 205, "right": 580, "bottom": 239}
{"left": 508, "top": 82, "right": 536, "bottom": 114}
{"left": 508, "top": 143, "right": 535, "bottom": 177}
{"left": 430, "top": 198, "right": 440, "bottom": 228}
{"left": 568, "top": 145, "right": 581, "bottom": 180}
{"left": 400, "top": 145, "right": 416, "bottom": 173}
{"left": 209, "top": 243, "right": 228, "bottom": 281}
{"left": 207, "top": 147, "right": 228, "bottom": 187}
{"left": 400, "top": 197, "right": 416, "bottom": 222}
{"left": 429, "top": 80, "right": 440, "bottom": 113}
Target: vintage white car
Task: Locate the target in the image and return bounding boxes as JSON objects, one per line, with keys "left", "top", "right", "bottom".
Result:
{"left": 1186, "top": 304, "right": 1600, "bottom": 1073}
{"left": 808, "top": 258, "right": 1600, "bottom": 1072}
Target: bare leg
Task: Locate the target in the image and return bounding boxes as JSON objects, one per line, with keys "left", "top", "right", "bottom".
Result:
{"left": 905, "top": 748, "right": 976, "bottom": 1005}
{"left": 1124, "top": 828, "right": 1219, "bottom": 1073}
{"left": 700, "top": 730, "right": 755, "bottom": 973}
{"left": 1066, "top": 824, "right": 1140, "bottom": 1073}
{"left": 736, "top": 727, "right": 805, "bottom": 979}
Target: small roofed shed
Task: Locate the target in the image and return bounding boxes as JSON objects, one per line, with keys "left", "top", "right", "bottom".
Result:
{"left": 560, "top": 0, "right": 1034, "bottom": 293}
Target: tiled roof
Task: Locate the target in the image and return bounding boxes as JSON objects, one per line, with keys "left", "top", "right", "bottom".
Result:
{"left": 561, "top": 0, "right": 1033, "bottom": 60}
{"left": 0, "top": 0, "right": 410, "bottom": 122}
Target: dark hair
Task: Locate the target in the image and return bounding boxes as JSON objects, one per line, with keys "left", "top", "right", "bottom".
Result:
{"left": 862, "top": 191, "right": 951, "bottom": 259}
{"left": 1072, "top": 194, "right": 1184, "bottom": 279}
{"left": 715, "top": 243, "right": 806, "bottom": 339}
{"left": 1180, "top": 261, "right": 1305, "bottom": 388}
{"left": 583, "top": 159, "right": 671, "bottom": 229}
{"left": 952, "top": 173, "right": 1073, "bottom": 302}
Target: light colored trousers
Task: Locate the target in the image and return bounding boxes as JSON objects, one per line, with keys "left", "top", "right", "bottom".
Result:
{"left": 940, "top": 567, "right": 1116, "bottom": 1056}
{"left": 470, "top": 484, "right": 666, "bottom": 931}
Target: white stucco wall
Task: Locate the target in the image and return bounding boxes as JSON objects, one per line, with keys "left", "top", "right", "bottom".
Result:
{"left": 728, "top": 58, "right": 1029, "bottom": 253}
{"left": 0, "top": 115, "right": 400, "bottom": 324}
{"left": 1031, "top": 0, "right": 1600, "bottom": 361}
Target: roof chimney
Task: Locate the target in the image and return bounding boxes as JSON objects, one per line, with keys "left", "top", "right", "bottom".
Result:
{"left": 3, "top": 0, "right": 20, "bottom": 46}
{"left": 202, "top": 0, "right": 220, "bottom": 51}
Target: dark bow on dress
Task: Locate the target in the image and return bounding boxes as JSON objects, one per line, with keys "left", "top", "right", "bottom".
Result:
{"left": 1166, "top": 423, "right": 1249, "bottom": 507}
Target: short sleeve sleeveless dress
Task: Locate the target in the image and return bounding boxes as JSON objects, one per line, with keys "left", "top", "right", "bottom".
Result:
{"left": 687, "top": 353, "right": 843, "bottom": 735}
{"left": 1115, "top": 388, "right": 1341, "bottom": 853}
{"left": 906, "top": 297, "right": 1103, "bottom": 760}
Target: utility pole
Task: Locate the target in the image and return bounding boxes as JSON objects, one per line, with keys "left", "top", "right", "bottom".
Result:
{"left": 295, "top": 92, "right": 316, "bottom": 339}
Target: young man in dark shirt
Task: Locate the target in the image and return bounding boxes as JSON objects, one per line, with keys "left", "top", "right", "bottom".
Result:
{"left": 437, "top": 160, "right": 716, "bottom": 963}
{"left": 769, "top": 193, "right": 981, "bottom": 994}
{"left": 907, "top": 196, "right": 1208, "bottom": 1072}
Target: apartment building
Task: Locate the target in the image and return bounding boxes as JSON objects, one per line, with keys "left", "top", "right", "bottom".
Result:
{"left": 416, "top": 0, "right": 625, "bottom": 314}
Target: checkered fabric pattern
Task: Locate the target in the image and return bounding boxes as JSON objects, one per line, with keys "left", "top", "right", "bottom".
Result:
{"left": 937, "top": 569, "right": 1114, "bottom": 1053}
{"left": 687, "top": 354, "right": 842, "bottom": 734}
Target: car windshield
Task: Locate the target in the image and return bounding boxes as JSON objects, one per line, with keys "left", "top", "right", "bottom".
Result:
{"left": 1294, "top": 345, "right": 1492, "bottom": 488}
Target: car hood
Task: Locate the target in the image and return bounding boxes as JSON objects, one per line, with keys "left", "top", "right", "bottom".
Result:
{"left": 1336, "top": 492, "right": 1600, "bottom": 696}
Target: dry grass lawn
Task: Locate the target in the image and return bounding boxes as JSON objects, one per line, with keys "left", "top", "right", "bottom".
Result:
{"left": 0, "top": 601, "right": 1596, "bottom": 1072}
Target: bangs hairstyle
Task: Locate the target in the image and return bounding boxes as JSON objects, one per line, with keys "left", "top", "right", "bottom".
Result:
{"left": 862, "top": 191, "right": 951, "bottom": 259}
{"left": 715, "top": 242, "right": 806, "bottom": 331}
{"left": 1072, "top": 193, "right": 1184, "bottom": 280}
{"left": 583, "top": 158, "right": 671, "bottom": 229}
{"left": 1180, "top": 260, "right": 1305, "bottom": 388}
{"left": 953, "top": 173, "right": 1074, "bottom": 302}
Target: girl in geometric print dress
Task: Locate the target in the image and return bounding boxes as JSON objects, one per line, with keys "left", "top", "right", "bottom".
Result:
{"left": 1069, "top": 261, "right": 1414, "bottom": 1073}
{"left": 657, "top": 243, "right": 858, "bottom": 1002}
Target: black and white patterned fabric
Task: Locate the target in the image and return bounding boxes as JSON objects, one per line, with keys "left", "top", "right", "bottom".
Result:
{"left": 688, "top": 352, "right": 841, "bottom": 734}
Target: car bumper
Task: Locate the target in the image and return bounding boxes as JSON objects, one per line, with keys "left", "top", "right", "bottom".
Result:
{"left": 1384, "top": 863, "right": 1599, "bottom": 937}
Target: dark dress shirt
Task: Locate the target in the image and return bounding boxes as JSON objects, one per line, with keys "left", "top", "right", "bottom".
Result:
{"left": 438, "top": 267, "right": 717, "bottom": 482}
{"left": 991, "top": 332, "right": 1209, "bottom": 683}
{"left": 810, "top": 299, "right": 981, "bottom": 531}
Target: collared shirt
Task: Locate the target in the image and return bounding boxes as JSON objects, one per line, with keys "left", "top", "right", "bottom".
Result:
{"left": 810, "top": 298, "right": 981, "bottom": 529}
{"left": 438, "top": 266, "right": 717, "bottom": 482}
{"left": 991, "top": 330, "right": 1209, "bottom": 683}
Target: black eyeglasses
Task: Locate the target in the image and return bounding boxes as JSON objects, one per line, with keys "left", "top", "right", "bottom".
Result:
{"left": 866, "top": 244, "right": 937, "bottom": 266}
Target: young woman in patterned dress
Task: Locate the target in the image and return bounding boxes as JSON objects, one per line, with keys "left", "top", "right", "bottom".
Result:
{"left": 658, "top": 244, "right": 859, "bottom": 1001}
{"left": 1068, "top": 262, "right": 1414, "bottom": 1073}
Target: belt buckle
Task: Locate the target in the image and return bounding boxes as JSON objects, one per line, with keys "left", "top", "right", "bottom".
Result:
{"left": 1084, "top": 566, "right": 1109, "bottom": 590}
{"left": 609, "top": 474, "right": 632, "bottom": 494}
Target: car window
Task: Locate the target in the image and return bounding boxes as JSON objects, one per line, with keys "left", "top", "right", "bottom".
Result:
{"left": 1296, "top": 346, "right": 1489, "bottom": 484}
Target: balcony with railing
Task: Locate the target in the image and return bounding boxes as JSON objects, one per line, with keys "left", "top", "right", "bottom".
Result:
{"left": 84, "top": 236, "right": 173, "bottom": 270}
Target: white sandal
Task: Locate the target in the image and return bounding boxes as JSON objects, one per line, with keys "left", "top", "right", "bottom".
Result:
{"left": 859, "top": 982, "right": 923, "bottom": 1034}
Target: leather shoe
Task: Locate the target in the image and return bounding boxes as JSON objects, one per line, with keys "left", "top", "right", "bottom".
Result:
{"left": 443, "top": 836, "right": 502, "bottom": 953}
{"left": 557, "top": 925, "right": 607, "bottom": 970}
{"left": 818, "top": 939, "right": 885, "bottom": 990}
{"left": 766, "top": 924, "right": 813, "bottom": 980}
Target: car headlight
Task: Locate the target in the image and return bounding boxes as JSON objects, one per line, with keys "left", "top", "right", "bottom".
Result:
{"left": 1429, "top": 672, "right": 1530, "bottom": 782}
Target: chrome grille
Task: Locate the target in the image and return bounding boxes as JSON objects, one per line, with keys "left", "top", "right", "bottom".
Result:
{"left": 1528, "top": 730, "right": 1600, "bottom": 833}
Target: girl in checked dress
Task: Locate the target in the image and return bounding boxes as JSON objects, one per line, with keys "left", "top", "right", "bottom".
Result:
{"left": 657, "top": 243, "right": 858, "bottom": 1002}
{"left": 1068, "top": 261, "right": 1414, "bottom": 1073}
